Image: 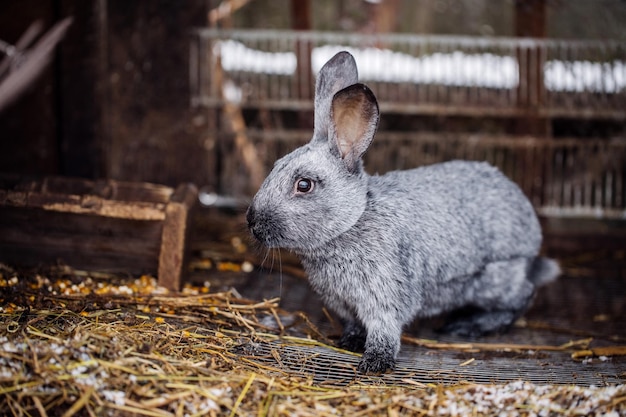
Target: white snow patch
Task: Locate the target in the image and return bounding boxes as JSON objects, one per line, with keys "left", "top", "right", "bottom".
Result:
{"left": 215, "top": 40, "right": 626, "bottom": 93}
{"left": 216, "top": 39, "right": 297, "bottom": 75}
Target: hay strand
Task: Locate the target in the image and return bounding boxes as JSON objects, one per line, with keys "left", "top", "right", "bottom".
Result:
{"left": 0, "top": 265, "right": 624, "bottom": 416}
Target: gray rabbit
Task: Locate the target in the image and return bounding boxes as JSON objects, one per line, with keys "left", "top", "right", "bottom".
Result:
{"left": 247, "top": 51, "right": 560, "bottom": 375}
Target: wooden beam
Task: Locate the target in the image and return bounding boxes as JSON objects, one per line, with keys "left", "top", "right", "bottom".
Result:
{"left": 290, "top": 0, "right": 311, "bottom": 31}
{"left": 291, "top": 0, "right": 313, "bottom": 123}
{"left": 514, "top": 0, "right": 547, "bottom": 38}
{"left": 514, "top": 0, "right": 550, "bottom": 137}
{"left": 158, "top": 183, "right": 198, "bottom": 291}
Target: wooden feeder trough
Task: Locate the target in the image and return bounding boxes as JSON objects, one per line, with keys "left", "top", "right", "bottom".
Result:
{"left": 0, "top": 174, "right": 197, "bottom": 291}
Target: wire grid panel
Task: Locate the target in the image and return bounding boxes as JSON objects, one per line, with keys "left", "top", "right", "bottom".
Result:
{"left": 242, "top": 130, "right": 626, "bottom": 218}
{"left": 233, "top": 340, "right": 624, "bottom": 387}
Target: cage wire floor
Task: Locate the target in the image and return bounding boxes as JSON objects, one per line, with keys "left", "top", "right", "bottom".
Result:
{"left": 214, "top": 270, "right": 625, "bottom": 388}
{"left": 192, "top": 209, "right": 626, "bottom": 388}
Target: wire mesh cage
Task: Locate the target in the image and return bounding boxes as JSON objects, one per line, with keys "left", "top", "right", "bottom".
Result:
{"left": 189, "top": 29, "right": 626, "bottom": 218}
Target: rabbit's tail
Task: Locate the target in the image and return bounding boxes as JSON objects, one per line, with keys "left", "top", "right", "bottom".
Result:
{"left": 528, "top": 257, "right": 561, "bottom": 286}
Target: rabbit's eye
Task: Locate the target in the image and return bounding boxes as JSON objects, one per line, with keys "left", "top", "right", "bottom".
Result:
{"left": 295, "top": 178, "right": 314, "bottom": 194}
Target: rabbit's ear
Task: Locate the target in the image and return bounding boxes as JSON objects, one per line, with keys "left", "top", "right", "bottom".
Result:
{"left": 330, "top": 83, "right": 379, "bottom": 173}
{"left": 314, "top": 51, "right": 359, "bottom": 139}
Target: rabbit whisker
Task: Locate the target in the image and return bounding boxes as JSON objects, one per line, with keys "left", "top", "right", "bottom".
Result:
{"left": 277, "top": 248, "right": 283, "bottom": 302}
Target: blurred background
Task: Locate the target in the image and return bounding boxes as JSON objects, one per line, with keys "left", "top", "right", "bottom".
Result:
{"left": 1, "top": 0, "right": 625, "bottom": 372}
{"left": 1, "top": 1, "right": 625, "bottom": 390}
{"left": 1, "top": 0, "right": 625, "bottom": 204}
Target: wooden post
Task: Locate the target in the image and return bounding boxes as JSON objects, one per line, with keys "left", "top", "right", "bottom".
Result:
{"left": 514, "top": 0, "right": 546, "bottom": 38}
{"left": 291, "top": 0, "right": 313, "bottom": 110}
{"left": 365, "top": 0, "right": 400, "bottom": 35}
{"left": 158, "top": 183, "right": 198, "bottom": 291}
{"left": 514, "top": 0, "right": 550, "bottom": 137}
{"left": 290, "top": 0, "right": 311, "bottom": 31}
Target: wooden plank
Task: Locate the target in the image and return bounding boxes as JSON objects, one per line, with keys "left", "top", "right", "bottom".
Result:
{"left": 0, "top": 176, "right": 198, "bottom": 286}
{"left": 0, "top": 175, "right": 174, "bottom": 202}
{"left": 0, "top": 206, "right": 162, "bottom": 273}
{"left": 0, "top": 175, "right": 174, "bottom": 220}
{"left": 158, "top": 183, "right": 198, "bottom": 291}
{"left": 1, "top": 190, "right": 167, "bottom": 220}
{"left": 40, "top": 177, "right": 173, "bottom": 203}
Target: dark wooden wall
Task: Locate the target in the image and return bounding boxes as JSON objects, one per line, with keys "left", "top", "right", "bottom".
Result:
{"left": 104, "top": 1, "right": 211, "bottom": 186}
{"left": 0, "top": 0, "right": 61, "bottom": 177}
{"left": 0, "top": 0, "right": 213, "bottom": 188}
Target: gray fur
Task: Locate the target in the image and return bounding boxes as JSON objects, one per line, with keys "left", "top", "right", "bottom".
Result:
{"left": 247, "top": 51, "right": 560, "bottom": 375}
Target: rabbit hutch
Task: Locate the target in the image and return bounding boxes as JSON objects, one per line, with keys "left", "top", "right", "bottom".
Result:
{"left": 1, "top": 0, "right": 626, "bottom": 415}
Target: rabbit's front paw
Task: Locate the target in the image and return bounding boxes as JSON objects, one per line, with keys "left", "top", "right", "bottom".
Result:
{"left": 357, "top": 349, "right": 396, "bottom": 375}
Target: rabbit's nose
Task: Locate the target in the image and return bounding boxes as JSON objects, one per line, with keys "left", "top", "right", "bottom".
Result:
{"left": 246, "top": 206, "right": 267, "bottom": 244}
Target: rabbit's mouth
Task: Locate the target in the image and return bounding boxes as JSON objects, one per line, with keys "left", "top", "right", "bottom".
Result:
{"left": 246, "top": 206, "right": 285, "bottom": 248}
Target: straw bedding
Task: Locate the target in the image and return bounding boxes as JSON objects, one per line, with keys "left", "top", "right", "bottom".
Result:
{"left": 1, "top": 264, "right": 624, "bottom": 417}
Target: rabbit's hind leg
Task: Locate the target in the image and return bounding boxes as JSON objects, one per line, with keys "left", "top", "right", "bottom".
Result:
{"left": 338, "top": 319, "right": 367, "bottom": 352}
{"left": 440, "top": 309, "right": 524, "bottom": 337}
{"left": 440, "top": 257, "right": 536, "bottom": 337}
